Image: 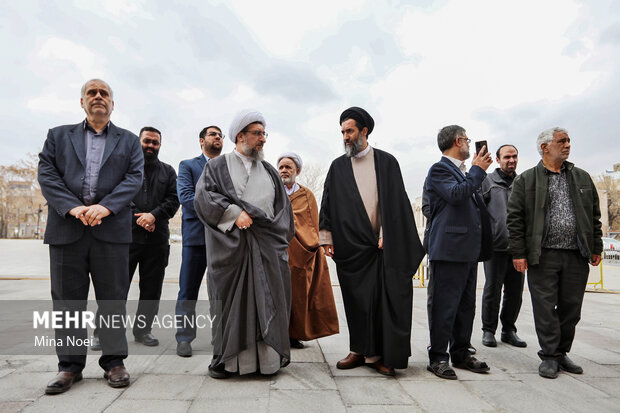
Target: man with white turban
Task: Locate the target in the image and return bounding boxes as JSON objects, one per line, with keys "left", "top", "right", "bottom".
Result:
{"left": 277, "top": 152, "right": 339, "bottom": 350}
{"left": 194, "top": 110, "right": 295, "bottom": 378}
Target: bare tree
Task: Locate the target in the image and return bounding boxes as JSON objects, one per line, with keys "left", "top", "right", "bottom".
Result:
{"left": 297, "top": 162, "right": 328, "bottom": 201}
{"left": 594, "top": 173, "right": 620, "bottom": 232}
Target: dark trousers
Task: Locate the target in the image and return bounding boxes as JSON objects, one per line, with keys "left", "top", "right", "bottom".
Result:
{"left": 49, "top": 229, "right": 129, "bottom": 373}
{"left": 428, "top": 260, "right": 477, "bottom": 364}
{"left": 481, "top": 251, "right": 524, "bottom": 334}
{"left": 527, "top": 249, "right": 589, "bottom": 360}
{"left": 175, "top": 245, "right": 207, "bottom": 343}
{"left": 128, "top": 243, "right": 170, "bottom": 337}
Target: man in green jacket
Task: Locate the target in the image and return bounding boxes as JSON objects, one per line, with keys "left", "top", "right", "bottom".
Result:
{"left": 507, "top": 127, "right": 602, "bottom": 379}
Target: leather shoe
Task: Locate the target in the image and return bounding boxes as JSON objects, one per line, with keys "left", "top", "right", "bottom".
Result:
{"left": 336, "top": 353, "right": 365, "bottom": 370}
{"left": 501, "top": 331, "right": 527, "bottom": 348}
{"left": 482, "top": 331, "right": 497, "bottom": 347}
{"left": 453, "top": 355, "right": 490, "bottom": 373}
{"left": 176, "top": 341, "right": 192, "bottom": 357}
{"left": 559, "top": 355, "right": 583, "bottom": 374}
{"left": 135, "top": 332, "right": 159, "bottom": 347}
{"left": 45, "top": 371, "right": 83, "bottom": 395}
{"left": 427, "top": 361, "right": 457, "bottom": 380}
{"left": 366, "top": 360, "right": 395, "bottom": 376}
{"left": 104, "top": 365, "right": 130, "bottom": 388}
{"left": 208, "top": 363, "right": 232, "bottom": 379}
{"left": 90, "top": 336, "right": 101, "bottom": 351}
{"left": 539, "top": 359, "right": 559, "bottom": 379}
{"left": 290, "top": 338, "right": 304, "bottom": 349}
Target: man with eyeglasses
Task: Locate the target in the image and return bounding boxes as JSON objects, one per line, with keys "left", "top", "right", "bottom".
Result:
{"left": 175, "top": 125, "right": 223, "bottom": 357}
{"left": 507, "top": 127, "right": 602, "bottom": 379}
{"left": 194, "top": 109, "right": 294, "bottom": 379}
{"left": 424, "top": 125, "right": 493, "bottom": 380}
{"left": 319, "top": 107, "right": 425, "bottom": 376}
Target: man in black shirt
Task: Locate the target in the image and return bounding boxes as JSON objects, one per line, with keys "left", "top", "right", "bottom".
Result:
{"left": 128, "top": 126, "right": 180, "bottom": 345}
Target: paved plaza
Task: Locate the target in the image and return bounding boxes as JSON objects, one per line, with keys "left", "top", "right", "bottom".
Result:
{"left": 1, "top": 239, "right": 619, "bottom": 412}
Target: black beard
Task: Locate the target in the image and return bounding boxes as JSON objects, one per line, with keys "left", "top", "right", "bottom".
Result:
{"left": 204, "top": 142, "right": 222, "bottom": 156}
{"left": 143, "top": 149, "right": 159, "bottom": 164}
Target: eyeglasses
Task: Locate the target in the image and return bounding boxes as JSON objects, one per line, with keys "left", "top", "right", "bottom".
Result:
{"left": 244, "top": 130, "right": 268, "bottom": 138}
{"left": 458, "top": 137, "right": 471, "bottom": 143}
{"left": 206, "top": 132, "right": 224, "bottom": 138}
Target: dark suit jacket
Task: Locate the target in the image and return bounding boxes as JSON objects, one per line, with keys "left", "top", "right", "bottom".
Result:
{"left": 38, "top": 121, "right": 143, "bottom": 245}
{"left": 177, "top": 155, "right": 207, "bottom": 246}
{"left": 425, "top": 156, "right": 492, "bottom": 263}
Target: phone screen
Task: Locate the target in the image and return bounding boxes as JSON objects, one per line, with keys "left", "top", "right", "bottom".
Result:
{"left": 475, "top": 140, "right": 488, "bottom": 155}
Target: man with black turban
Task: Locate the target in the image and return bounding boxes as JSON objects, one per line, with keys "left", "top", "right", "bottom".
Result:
{"left": 319, "top": 107, "right": 425, "bottom": 375}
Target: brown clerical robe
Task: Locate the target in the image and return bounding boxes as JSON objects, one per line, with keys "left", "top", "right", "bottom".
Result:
{"left": 288, "top": 185, "right": 339, "bottom": 340}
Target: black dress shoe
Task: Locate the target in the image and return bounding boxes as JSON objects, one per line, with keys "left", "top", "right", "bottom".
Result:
{"left": 501, "top": 331, "right": 527, "bottom": 348}
{"left": 453, "top": 355, "right": 490, "bottom": 373}
{"left": 290, "top": 338, "right": 304, "bottom": 349}
{"left": 104, "top": 365, "right": 130, "bottom": 388}
{"left": 135, "top": 332, "right": 159, "bottom": 347}
{"left": 90, "top": 336, "right": 101, "bottom": 351}
{"left": 559, "top": 355, "right": 583, "bottom": 374}
{"left": 45, "top": 371, "right": 83, "bottom": 395}
{"left": 539, "top": 359, "right": 559, "bottom": 379}
{"left": 208, "top": 363, "right": 231, "bottom": 379}
{"left": 427, "top": 361, "right": 457, "bottom": 380}
{"left": 176, "top": 341, "right": 192, "bottom": 357}
{"left": 482, "top": 331, "right": 497, "bottom": 347}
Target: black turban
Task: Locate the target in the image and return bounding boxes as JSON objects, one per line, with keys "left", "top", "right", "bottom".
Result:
{"left": 339, "top": 107, "right": 374, "bottom": 135}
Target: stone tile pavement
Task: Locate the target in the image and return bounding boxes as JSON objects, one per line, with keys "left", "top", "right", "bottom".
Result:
{"left": 1, "top": 240, "right": 619, "bottom": 412}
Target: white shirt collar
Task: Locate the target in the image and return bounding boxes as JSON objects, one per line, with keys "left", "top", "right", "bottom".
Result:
{"left": 233, "top": 149, "right": 254, "bottom": 174}
{"left": 354, "top": 144, "right": 372, "bottom": 159}
{"left": 443, "top": 155, "right": 467, "bottom": 175}
{"left": 285, "top": 182, "right": 300, "bottom": 196}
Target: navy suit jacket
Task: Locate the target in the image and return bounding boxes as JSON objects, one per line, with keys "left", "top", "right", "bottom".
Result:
{"left": 38, "top": 121, "right": 143, "bottom": 245}
{"left": 425, "top": 156, "right": 492, "bottom": 263}
{"left": 177, "top": 155, "right": 207, "bottom": 246}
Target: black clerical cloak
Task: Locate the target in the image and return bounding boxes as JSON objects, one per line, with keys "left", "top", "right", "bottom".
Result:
{"left": 319, "top": 148, "right": 425, "bottom": 369}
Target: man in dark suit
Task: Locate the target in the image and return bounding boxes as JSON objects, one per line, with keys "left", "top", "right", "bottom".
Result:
{"left": 38, "top": 79, "right": 143, "bottom": 394}
{"left": 175, "top": 125, "right": 223, "bottom": 357}
{"left": 425, "top": 125, "right": 493, "bottom": 380}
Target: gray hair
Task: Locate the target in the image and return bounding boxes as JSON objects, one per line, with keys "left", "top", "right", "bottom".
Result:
{"left": 536, "top": 127, "right": 568, "bottom": 156}
{"left": 437, "top": 125, "right": 466, "bottom": 152}
{"left": 80, "top": 79, "right": 114, "bottom": 99}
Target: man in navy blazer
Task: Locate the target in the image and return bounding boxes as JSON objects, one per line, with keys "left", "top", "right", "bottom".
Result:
{"left": 175, "top": 125, "right": 223, "bottom": 357}
{"left": 425, "top": 125, "right": 493, "bottom": 380}
{"left": 38, "top": 79, "right": 143, "bottom": 394}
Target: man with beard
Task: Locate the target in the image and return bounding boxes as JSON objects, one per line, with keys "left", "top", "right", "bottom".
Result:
{"left": 127, "top": 127, "right": 179, "bottom": 345}
{"left": 277, "top": 152, "right": 339, "bottom": 350}
{"left": 175, "top": 125, "right": 223, "bottom": 357}
{"left": 319, "top": 107, "right": 425, "bottom": 376}
{"left": 38, "top": 79, "right": 142, "bottom": 393}
{"left": 425, "top": 125, "right": 493, "bottom": 380}
{"left": 194, "top": 110, "right": 294, "bottom": 379}
{"left": 508, "top": 127, "right": 602, "bottom": 379}
{"left": 480, "top": 145, "right": 527, "bottom": 348}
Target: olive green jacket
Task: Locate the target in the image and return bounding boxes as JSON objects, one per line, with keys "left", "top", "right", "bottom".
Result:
{"left": 507, "top": 160, "right": 603, "bottom": 266}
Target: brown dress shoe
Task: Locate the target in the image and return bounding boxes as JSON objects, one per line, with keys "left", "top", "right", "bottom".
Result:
{"left": 45, "top": 371, "right": 83, "bottom": 395}
{"left": 336, "top": 353, "right": 365, "bottom": 369}
{"left": 104, "top": 365, "right": 130, "bottom": 388}
{"left": 366, "top": 360, "right": 395, "bottom": 376}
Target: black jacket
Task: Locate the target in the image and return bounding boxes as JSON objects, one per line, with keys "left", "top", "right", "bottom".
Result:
{"left": 131, "top": 159, "right": 180, "bottom": 244}
{"left": 481, "top": 168, "right": 515, "bottom": 252}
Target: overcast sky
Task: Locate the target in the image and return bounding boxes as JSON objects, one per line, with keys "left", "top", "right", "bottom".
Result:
{"left": 2, "top": 0, "right": 619, "bottom": 198}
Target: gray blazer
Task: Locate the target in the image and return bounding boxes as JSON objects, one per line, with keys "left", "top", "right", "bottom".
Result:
{"left": 38, "top": 121, "right": 143, "bottom": 245}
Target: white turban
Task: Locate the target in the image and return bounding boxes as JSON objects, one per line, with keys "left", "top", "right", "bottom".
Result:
{"left": 277, "top": 152, "right": 303, "bottom": 173}
{"left": 229, "top": 109, "right": 266, "bottom": 143}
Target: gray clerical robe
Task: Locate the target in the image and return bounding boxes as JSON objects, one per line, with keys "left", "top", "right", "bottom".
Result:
{"left": 194, "top": 152, "right": 294, "bottom": 374}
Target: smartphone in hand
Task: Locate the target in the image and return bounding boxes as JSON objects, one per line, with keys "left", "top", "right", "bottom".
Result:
{"left": 475, "top": 140, "right": 488, "bottom": 155}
